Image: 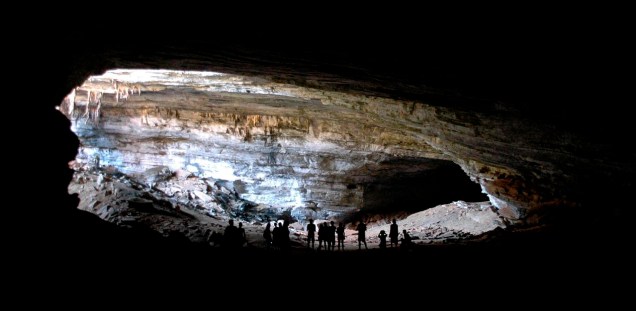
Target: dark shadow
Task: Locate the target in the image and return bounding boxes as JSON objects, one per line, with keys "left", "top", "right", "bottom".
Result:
{"left": 362, "top": 158, "right": 488, "bottom": 215}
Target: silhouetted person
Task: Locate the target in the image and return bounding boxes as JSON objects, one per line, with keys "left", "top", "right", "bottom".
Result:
{"left": 378, "top": 230, "right": 388, "bottom": 249}
{"left": 238, "top": 222, "right": 247, "bottom": 247}
{"left": 317, "top": 222, "right": 325, "bottom": 250}
{"left": 329, "top": 221, "right": 337, "bottom": 251}
{"left": 357, "top": 221, "right": 368, "bottom": 250}
{"left": 263, "top": 222, "right": 272, "bottom": 249}
{"left": 223, "top": 219, "right": 239, "bottom": 249}
{"left": 272, "top": 222, "right": 280, "bottom": 250}
{"left": 280, "top": 220, "right": 290, "bottom": 251}
{"left": 307, "top": 219, "right": 316, "bottom": 249}
{"left": 400, "top": 229, "right": 412, "bottom": 250}
{"left": 336, "top": 222, "right": 345, "bottom": 250}
{"left": 389, "top": 219, "right": 399, "bottom": 248}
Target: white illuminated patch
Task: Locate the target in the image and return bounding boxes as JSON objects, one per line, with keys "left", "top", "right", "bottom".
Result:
{"left": 185, "top": 165, "right": 200, "bottom": 174}
{"left": 190, "top": 159, "right": 239, "bottom": 180}
{"left": 98, "top": 69, "right": 225, "bottom": 84}
{"left": 90, "top": 69, "right": 294, "bottom": 97}
{"left": 481, "top": 182, "right": 502, "bottom": 209}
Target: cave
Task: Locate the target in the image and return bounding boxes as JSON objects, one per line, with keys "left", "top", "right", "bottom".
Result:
{"left": 28, "top": 23, "right": 635, "bottom": 289}
{"left": 60, "top": 69, "right": 493, "bottom": 250}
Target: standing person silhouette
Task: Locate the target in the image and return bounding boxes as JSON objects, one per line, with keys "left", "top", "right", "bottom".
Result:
{"left": 223, "top": 219, "right": 238, "bottom": 249}
{"left": 280, "top": 220, "right": 291, "bottom": 251}
{"left": 317, "top": 223, "right": 325, "bottom": 250}
{"left": 263, "top": 222, "right": 272, "bottom": 249}
{"left": 356, "top": 221, "right": 368, "bottom": 250}
{"left": 329, "top": 221, "right": 337, "bottom": 251}
{"left": 237, "top": 222, "right": 247, "bottom": 247}
{"left": 389, "top": 219, "right": 399, "bottom": 248}
{"left": 306, "top": 219, "right": 316, "bottom": 249}
{"left": 271, "top": 222, "right": 280, "bottom": 250}
{"left": 336, "top": 222, "right": 345, "bottom": 250}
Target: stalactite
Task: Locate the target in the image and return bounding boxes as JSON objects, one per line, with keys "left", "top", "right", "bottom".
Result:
{"left": 93, "top": 92, "right": 102, "bottom": 123}
{"left": 111, "top": 81, "right": 141, "bottom": 102}
{"left": 68, "top": 88, "right": 76, "bottom": 116}
{"left": 83, "top": 89, "right": 91, "bottom": 120}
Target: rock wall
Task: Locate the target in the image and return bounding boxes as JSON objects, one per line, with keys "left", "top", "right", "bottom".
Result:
{"left": 64, "top": 70, "right": 487, "bottom": 220}
{"left": 59, "top": 68, "right": 632, "bottom": 227}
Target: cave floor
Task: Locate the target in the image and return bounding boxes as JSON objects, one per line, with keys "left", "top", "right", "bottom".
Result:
{"left": 68, "top": 168, "right": 506, "bottom": 252}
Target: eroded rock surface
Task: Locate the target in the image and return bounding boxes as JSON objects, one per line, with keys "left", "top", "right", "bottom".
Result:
{"left": 62, "top": 70, "right": 487, "bottom": 222}
{"left": 61, "top": 68, "right": 633, "bottom": 228}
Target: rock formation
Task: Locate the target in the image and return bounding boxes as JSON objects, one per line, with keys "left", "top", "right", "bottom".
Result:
{"left": 62, "top": 70, "right": 488, "bottom": 224}
{"left": 58, "top": 67, "right": 633, "bottom": 229}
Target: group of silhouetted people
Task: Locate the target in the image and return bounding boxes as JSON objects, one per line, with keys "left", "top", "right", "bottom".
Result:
{"left": 218, "top": 219, "right": 247, "bottom": 249}
{"left": 262, "top": 219, "right": 291, "bottom": 251}
{"left": 211, "top": 217, "right": 413, "bottom": 252}
{"left": 215, "top": 218, "right": 292, "bottom": 251}
{"left": 359, "top": 218, "right": 412, "bottom": 250}
{"left": 388, "top": 218, "right": 412, "bottom": 250}
{"left": 305, "top": 218, "right": 413, "bottom": 251}
{"left": 305, "top": 219, "right": 346, "bottom": 251}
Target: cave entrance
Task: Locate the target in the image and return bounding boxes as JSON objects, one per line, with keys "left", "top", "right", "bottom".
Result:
{"left": 60, "top": 69, "right": 502, "bottom": 250}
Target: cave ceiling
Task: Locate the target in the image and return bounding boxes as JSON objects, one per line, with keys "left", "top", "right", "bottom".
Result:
{"left": 40, "top": 34, "right": 634, "bottom": 227}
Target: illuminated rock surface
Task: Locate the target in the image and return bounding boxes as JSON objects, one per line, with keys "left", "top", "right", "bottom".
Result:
{"left": 61, "top": 68, "right": 633, "bottom": 229}
{"left": 63, "top": 70, "right": 489, "bottom": 224}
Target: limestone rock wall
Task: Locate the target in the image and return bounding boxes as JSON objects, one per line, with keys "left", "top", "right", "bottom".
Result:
{"left": 61, "top": 68, "right": 633, "bottom": 226}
